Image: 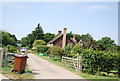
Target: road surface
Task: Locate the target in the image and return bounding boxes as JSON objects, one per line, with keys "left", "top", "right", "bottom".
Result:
{"left": 27, "top": 53, "right": 84, "bottom": 79}
{"left": 0, "top": 73, "right": 9, "bottom": 81}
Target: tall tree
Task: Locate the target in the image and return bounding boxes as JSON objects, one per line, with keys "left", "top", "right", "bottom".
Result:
{"left": 97, "top": 37, "right": 115, "bottom": 50}
{"left": 11, "top": 34, "right": 17, "bottom": 41}
{"left": 43, "top": 33, "right": 56, "bottom": 43}
{"left": 32, "top": 23, "right": 44, "bottom": 40}
{"left": 21, "top": 23, "right": 44, "bottom": 48}
{"left": 1, "top": 30, "right": 16, "bottom": 46}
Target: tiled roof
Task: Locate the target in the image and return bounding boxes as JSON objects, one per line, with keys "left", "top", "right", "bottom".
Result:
{"left": 47, "top": 34, "right": 75, "bottom": 44}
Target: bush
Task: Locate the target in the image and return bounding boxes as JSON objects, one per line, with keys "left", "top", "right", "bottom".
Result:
{"left": 63, "top": 44, "right": 72, "bottom": 56}
{"left": 72, "top": 43, "right": 83, "bottom": 54}
{"left": 36, "top": 45, "right": 50, "bottom": 54}
{"left": 33, "top": 40, "right": 46, "bottom": 47}
{"left": 81, "top": 49, "right": 119, "bottom": 76}
{"left": 6, "top": 45, "right": 17, "bottom": 53}
{"left": 48, "top": 46, "right": 63, "bottom": 60}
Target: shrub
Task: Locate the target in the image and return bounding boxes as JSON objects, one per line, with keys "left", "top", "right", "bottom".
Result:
{"left": 36, "top": 45, "right": 50, "bottom": 54}
{"left": 63, "top": 44, "right": 72, "bottom": 56}
{"left": 48, "top": 46, "right": 63, "bottom": 60}
{"left": 6, "top": 45, "right": 17, "bottom": 53}
{"left": 72, "top": 43, "right": 83, "bottom": 54}
{"left": 81, "top": 49, "right": 119, "bottom": 76}
{"left": 32, "top": 40, "right": 46, "bottom": 47}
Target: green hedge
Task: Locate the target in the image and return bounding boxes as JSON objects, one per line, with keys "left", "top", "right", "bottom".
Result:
{"left": 48, "top": 46, "right": 63, "bottom": 61}
{"left": 36, "top": 45, "right": 50, "bottom": 53}
{"left": 81, "top": 49, "right": 120, "bottom": 76}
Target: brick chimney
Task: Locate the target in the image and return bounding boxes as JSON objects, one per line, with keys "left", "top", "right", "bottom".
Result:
{"left": 62, "top": 28, "right": 67, "bottom": 48}
{"left": 58, "top": 31, "right": 62, "bottom": 35}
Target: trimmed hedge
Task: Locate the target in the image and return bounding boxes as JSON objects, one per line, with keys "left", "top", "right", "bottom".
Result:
{"left": 81, "top": 49, "right": 120, "bottom": 76}
{"left": 36, "top": 45, "right": 50, "bottom": 53}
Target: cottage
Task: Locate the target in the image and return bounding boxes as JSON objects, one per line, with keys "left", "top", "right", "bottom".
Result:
{"left": 47, "top": 28, "right": 77, "bottom": 48}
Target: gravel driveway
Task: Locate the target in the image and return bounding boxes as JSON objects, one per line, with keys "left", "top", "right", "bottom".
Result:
{"left": 27, "top": 53, "right": 85, "bottom": 79}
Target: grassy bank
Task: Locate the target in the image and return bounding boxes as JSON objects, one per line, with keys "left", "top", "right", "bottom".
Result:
{"left": 36, "top": 54, "right": 120, "bottom": 80}
{"left": 0, "top": 64, "right": 34, "bottom": 79}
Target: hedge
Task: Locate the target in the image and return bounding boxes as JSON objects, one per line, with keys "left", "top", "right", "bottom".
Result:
{"left": 36, "top": 45, "right": 50, "bottom": 53}
{"left": 81, "top": 49, "right": 120, "bottom": 76}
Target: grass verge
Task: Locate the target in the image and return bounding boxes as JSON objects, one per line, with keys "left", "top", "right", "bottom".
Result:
{"left": 36, "top": 54, "right": 120, "bottom": 81}
{"left": 0, "top": 64, "right": 34, "bottom": 79}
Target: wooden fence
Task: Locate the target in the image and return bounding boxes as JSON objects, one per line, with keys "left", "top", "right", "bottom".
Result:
{"left": 62, "top": 55, "right": 82, "bottom": 72}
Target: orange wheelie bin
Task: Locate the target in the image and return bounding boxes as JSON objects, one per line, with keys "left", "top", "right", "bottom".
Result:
{"left": 12, "top": 54, "right": 28, "bottom": 74}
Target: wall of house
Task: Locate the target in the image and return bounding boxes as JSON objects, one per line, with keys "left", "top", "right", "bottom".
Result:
{"left": 53, "top": 36, "right": 74, "bottom": 48}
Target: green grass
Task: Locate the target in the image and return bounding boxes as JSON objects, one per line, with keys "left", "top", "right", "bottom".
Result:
{"left": 36, "top": 54, "right": 120, "bottom": 80}
{"left": 0, "top": 64, "right": 34, "bottom": 79}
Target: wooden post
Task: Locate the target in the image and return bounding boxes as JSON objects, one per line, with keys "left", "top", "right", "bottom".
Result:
{"left": 3, "top": 50, "right": 8, "bottom": 67}
{"left": 79, "top": 56, "right": 82, "bottom": 72}
{"left": 0, "top": 48, "right": 3, "bottom": 67}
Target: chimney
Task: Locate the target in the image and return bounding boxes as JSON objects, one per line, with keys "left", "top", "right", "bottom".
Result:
{"left": 58, "top": 31, "right": 62, "bottom": 35}
{"left": 62, "top": 28, "right": 67, "bottom": 48}
{"left": 73, "top": 35, "right": 77, "bottom": 44}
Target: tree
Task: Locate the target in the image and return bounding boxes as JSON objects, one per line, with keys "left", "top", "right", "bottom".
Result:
{"left": 43, "top": 33, "right": 56, "bottom": 43}
{"left": 80, "top": 33, "right": 93, "bottom": 49}
{"left": 31, "top": 23, "right": 44, "bottom": 40}
{"left": 67, "top": 31, "right": 73, "bottom": 38}
{"left": 74, "top": 34, "right": 81, "bottom": 42}
{"left": 11, "top": 34, "right": 17, "bottom": 41}
{"left": 21, "top": 37, "right": 28, "bottom": 47}
{"left": 32, "top": 40, "right": 46, "bottom": 47}
{"left": 80, "top": 33, "right": 91, "bottom": 42}
{"left": 97, "top": 37, "right": 115, "bottom": 50}
{"left": 1, "top": 30, "right": 16, "bottom": 46}
{"left": 21, "top": 23, "right": 44, "bottom": 48}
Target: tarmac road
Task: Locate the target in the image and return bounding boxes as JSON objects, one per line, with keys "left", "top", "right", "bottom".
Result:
{"left": 27, "top": 53, "right": 85, "bottom": 79}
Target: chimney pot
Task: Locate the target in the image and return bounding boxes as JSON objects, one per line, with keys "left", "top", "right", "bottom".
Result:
{"left": 63, "top": 28, "right": 67, "bottom": 34}
{"left": 58, "top": 31, "right": 62, "bottom": 35}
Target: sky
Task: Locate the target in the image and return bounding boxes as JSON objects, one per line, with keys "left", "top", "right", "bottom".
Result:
{"left": 0, "top": 2, "right": 118, "bottom": 44}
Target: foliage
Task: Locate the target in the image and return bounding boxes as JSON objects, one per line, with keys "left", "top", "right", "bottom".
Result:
{"left": 106, "top": 45, "right": 119, "bottom": 53}
{"left": 80, "top": 33, "right": 91, "bottom": 42}
{"left": 67, "top": 31, "right": 73, "bottom": 38}
{"left": 11, "top": 34, "right": 17, "bottom": 41}
{"left": 36, "top": 45, "right": 50, "bottom": 53}
{"left": 33, "top": 40, "right": 46, "bottom": 47}
{"left": 5, "top": 45, "right": 17, "bottom": 53}
{"left": 81, "top": 49, "right": 119, "bottom": 76}
{"left": 43, "top": 33, "right": 56, "bottom": 43}
{"left": 74, "top": 34, "right": 81, "bottom": 42}
{"left": 31, "top": 23, "right": 44, "bottom": 40}
{"left": 97, "top": 37, "right": 115, "bottom": 51}
{"left": 48, "top": 46, "right": 63, "bottom": 60}
{"left": 21, "top": 23, "right": 44, "bottom": 48}
{"left": 1, "top": 30, "right": 16, "bottom": 46}
{"left": 63, "top": 44, "right": 72, "bottom": 56}
{"left": 72, "top": 43, "right": 83, "bottom": 54}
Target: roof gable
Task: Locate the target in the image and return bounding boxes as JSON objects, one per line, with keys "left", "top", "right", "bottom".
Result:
{"left": 47, "top": 34, "right": 75, "bottom": 44}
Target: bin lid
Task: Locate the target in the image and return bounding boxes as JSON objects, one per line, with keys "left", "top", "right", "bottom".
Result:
{"left": 14, "top": 54, "right": 28, "bottom": 58}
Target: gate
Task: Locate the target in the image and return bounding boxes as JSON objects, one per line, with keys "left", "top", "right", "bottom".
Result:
{"left": 62, "top": 54, "right": 82, "bottom": 72}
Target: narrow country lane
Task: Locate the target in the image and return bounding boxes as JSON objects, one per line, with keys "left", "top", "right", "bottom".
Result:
{"left": 27, "top": 53, "right": 85, "bottom": 79}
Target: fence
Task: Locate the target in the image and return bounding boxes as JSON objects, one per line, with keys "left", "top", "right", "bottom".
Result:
{"left": 1, "top": 52, "right": 15, "bottom": 67}
{"left": 61, "top": 55, "right": 82, "bottom": 72}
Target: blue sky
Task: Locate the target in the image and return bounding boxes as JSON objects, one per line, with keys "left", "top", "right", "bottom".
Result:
{"left": 1, "top": 2, "right": 118, "bottom": 44}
